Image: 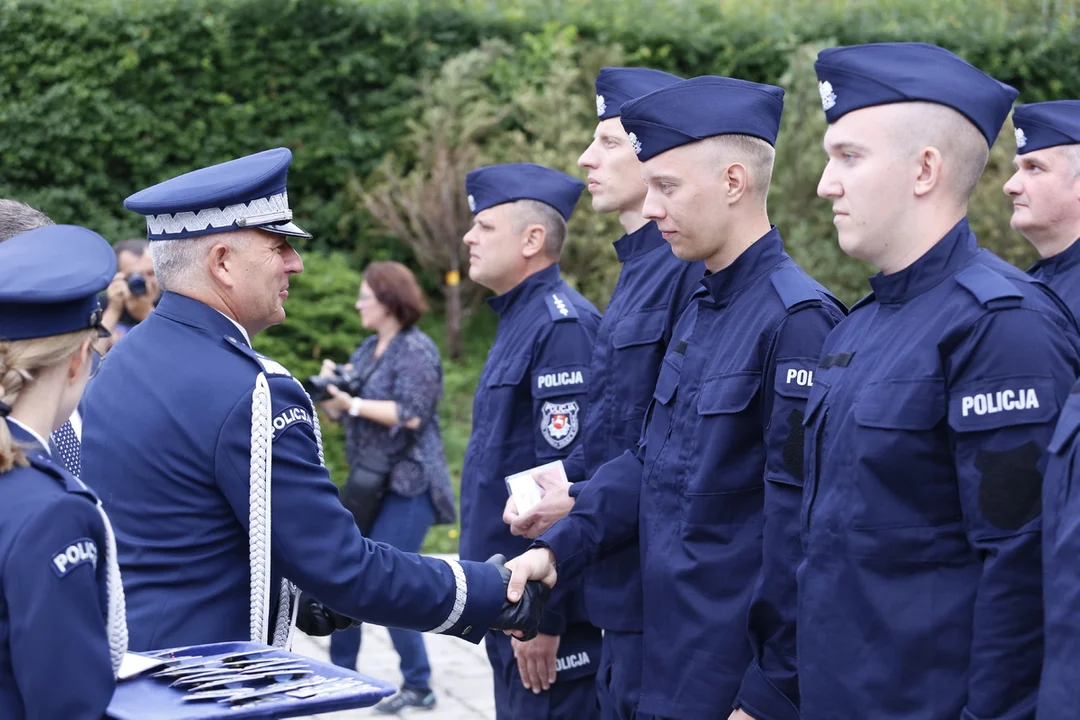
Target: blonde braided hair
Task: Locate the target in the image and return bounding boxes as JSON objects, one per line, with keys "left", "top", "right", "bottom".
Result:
{"left": 0, "top": 329, "right": 97, "bottom": 473}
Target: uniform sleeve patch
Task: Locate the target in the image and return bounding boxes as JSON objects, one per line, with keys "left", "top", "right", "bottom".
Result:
{"left": 948, "top": 377, "right": 1057, "bottom": 432}
{"left": 541, "top": 401, "right": 579, "bottom": 449}
{"left": 272, "top": 405, "right": 313, "bottom": 441}
{"left": 775, "top": 361, "right": 816, "bottom": 399}
{"left": 782, "top": 408, "right": 806, "bottom": 478}
{"left": 533, "top": 367, "right": 586, "bottom": 399}
{"left": 976, "top": 440, "right": 1042, "bottom": 531}
{"left": 51, "top": 538, "right": 98, "bottom": 577}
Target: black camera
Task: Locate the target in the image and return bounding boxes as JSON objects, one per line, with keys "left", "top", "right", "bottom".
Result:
{"left": 127, "top": 272, "right": 147, "bottom": 297}
{"left": 305, "top": 364, "right": 364, "bottom": 403}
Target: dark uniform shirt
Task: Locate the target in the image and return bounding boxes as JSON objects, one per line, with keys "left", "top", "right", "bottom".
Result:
{"left": 0, "top": 422, "right": 113, "bottom": 720}
{"left": 559, "top": 221, "right": 702, "bottom": 633}
{"left": 1041, "top": 382, "right": 1080, "bottom": 719}
{"left": 540, "top": 228, "right": 845, "bottom": 720}
{"left": 798, "top": 218, "right": 1080, "bottom": 719}
{"left": 1028, "top": 237, "right": 1080, "bottom": 321}
{"left": 81, "top": 292, "right": 504, "bottom": 651}
{"left": 459, "top": 263, "right": 601, "bottom": 638}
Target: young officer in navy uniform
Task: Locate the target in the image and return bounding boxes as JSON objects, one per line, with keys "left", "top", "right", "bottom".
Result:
{"left": 506, "top": 76, "right": 847, "bottom": 720}
{"left": 79, "top": 148, "right": 549, "bottom": 653}
{"left": 502, "top": 67, "right": 704, "bottom": 720}
{"left": 0, "top": 225, "right": 128, "bottom": 719}
{"left": 798, "top": 44, "right": 1080, "bottom": 719}
{"left": 1004, "top": 101, "right": 1080, "bottom": 316}
{"left": 458, "top": 162, "right": 603, "bottom": 719}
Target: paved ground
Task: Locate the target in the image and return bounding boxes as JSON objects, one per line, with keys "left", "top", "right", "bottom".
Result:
{"left": 294, "top": 624, "right": 495, "bottom": 719}
{"left": 294, "top": 553, "right": 496, "bottom": 719}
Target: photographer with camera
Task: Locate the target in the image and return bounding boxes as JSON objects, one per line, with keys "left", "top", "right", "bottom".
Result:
{"left": 98, "top": 238, "right": 159, "bottom": 351}
{"left": 316, "top": 260, "right": 456, "bottom": 714}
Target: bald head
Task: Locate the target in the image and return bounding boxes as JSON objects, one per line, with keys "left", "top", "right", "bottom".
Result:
{"left": 888, "top": 102, "right": 990, "bottom": 201}
{"left": 699, "top": 134, "right": 776, "bottom": 206}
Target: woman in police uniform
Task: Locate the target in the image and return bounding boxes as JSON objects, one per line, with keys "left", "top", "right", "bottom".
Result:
{"left": 0, "top": 224, "right": 127, "bottom": 719}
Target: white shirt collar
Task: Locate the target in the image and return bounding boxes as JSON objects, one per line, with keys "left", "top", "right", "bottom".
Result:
{"left": 214, "top": 309, "right": 251, "bottom": 346}
{"left": 68, "top": 408, "right": 82, "bottom": 440}
{"left": 7, "top": 417, "right": 51, "bottom": 456}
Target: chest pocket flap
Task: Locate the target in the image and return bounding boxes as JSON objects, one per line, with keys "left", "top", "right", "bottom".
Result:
{"left": 697, "top": 371, "right": 761, "bottom": 416}
{"left": 855, "top": 378, "right": 945, "bottom": 430}
{"left": 612, "top": 309, "right": 667, "bottom": 349}
{"left": 485, "top": 355, "right": 529, "bottom": 389}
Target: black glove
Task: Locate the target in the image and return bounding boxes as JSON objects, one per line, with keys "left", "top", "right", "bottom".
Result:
{"left": 484, "top": 554, "right": 551, "bottom": 641}
{"left": 294, "top": 592, "right": 361, "bottom": 636}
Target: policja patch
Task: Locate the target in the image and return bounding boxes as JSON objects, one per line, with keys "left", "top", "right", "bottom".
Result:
{"left": 541, "top": 401, "right": 579, "bottom": 449}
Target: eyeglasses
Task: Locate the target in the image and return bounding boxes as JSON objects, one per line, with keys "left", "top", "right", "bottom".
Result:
{"left": 88, "top": 345, "right": 105, "bottom": 380}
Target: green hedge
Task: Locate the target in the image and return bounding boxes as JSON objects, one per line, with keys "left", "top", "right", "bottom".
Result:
{"left": 2, "top": 0, "right": 1077, "bottom": 260}
{"left": 5, "top": 0, "right": 1079, "bottom": 552}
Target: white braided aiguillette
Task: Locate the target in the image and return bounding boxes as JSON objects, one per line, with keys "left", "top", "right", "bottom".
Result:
{"left": 249, "top": 373, "right": 274, "bottom": 644}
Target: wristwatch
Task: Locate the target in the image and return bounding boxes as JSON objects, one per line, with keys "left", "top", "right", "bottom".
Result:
{"left": 348, "top": 397, "right": 364, "bottom": 417}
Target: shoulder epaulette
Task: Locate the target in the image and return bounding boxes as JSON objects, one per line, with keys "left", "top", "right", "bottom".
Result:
{"left": 545, "top": 292, "right": 580, "bottom": 323}
{"left": 223, "top": 335, "right": 294, "bottom": 377}
{"left": 770, "top": 266, "right": 822, "bottom": 311}
{"left": 955, "top": 264, "right": 1023, "bottom": 308}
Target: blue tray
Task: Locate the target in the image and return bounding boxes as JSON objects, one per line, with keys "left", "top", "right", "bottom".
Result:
{"left": 106, "top": 641, "right": 396, "bottom": 719}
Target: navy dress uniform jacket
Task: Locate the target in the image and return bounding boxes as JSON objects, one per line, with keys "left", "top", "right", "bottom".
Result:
{"left": 458, "top": 264, "right": 600, "bottom": 638}
{"left": 798, "top": 219, "right": 1080, "bottom": 720}
{"left": 1028, "top": 238, "right": 1080, "bottom": 322}
{"left": 559, "top": 222, "right": 703, "bottom": 634}
{"left": 0, "top": 423, "right": 114, "bottom": 720}
{"left": 81, "top": 292, "right": 505, "bottom": 651}
{"left": 539, "top": 228, "right": 846, "bottom": 720}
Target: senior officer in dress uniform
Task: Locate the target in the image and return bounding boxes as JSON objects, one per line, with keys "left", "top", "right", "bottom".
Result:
{"left": 1004, "top": 101, "right": 1080, "bottom": 316}
{"left": 797, "top": 43, "right": 1080, "bottom": 719}
{"left": 0, "top": 225, "right": 128, "bottom": 719}
{"left": 458, "top": 162, "right": 603, "bottom": 719}
{"left": 506, "top": 76, "right": 848, "bottom": 720}
{"left": 79, "top": 148, "right": 549, "bottom": 653}
{"left": 502, "top": 67, "right": 704, "bottom": 720}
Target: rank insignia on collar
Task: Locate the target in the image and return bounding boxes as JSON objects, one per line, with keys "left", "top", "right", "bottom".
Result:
{"left": 819, "top": 80, "right": 837, "bottom": 111}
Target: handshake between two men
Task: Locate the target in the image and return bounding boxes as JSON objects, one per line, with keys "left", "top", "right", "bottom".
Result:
{"left": 296, "top": 553, "right": 557, "bottom": 640}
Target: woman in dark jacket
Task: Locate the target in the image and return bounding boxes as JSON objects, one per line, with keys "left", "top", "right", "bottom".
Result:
{"left": 318, "top": 261, "right": 456, "bottom": 714}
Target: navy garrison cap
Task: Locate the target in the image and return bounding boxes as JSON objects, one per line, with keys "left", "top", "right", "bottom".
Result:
{"left": 594, "top": 67, "right": 683, "bottom": 120}
{"left": 618, "top": 75, "right": 786, "bottom": 162}
{"left": 1012, "top": 100, "right": 1080, "bottom": 154}
{"left": 124, "top": 147, "right": 311, "bottom": 241}
{"left": 465, "top": 163, "right": 586, "bottom": 221}
{"left": 0, "top": 225, "right": 116, "bottom": 341}
{"left": 813, "top": 42, "right": 1019, "bottom": 147}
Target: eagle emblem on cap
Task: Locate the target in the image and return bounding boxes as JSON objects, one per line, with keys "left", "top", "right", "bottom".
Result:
{"left": 628, "top": 132, "right": 642, "bottom": 156}
{"left": 596, "top": 95, "right": 607, "bottom": 117}
{"left": 819, "top": 81, "right": 837, "bottom": 111}
{"left": 467, "top": 194, "right": 476, "bottom": 212}
{"left": 1015, "top": 127, "right": 1027, "bottom": 149}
